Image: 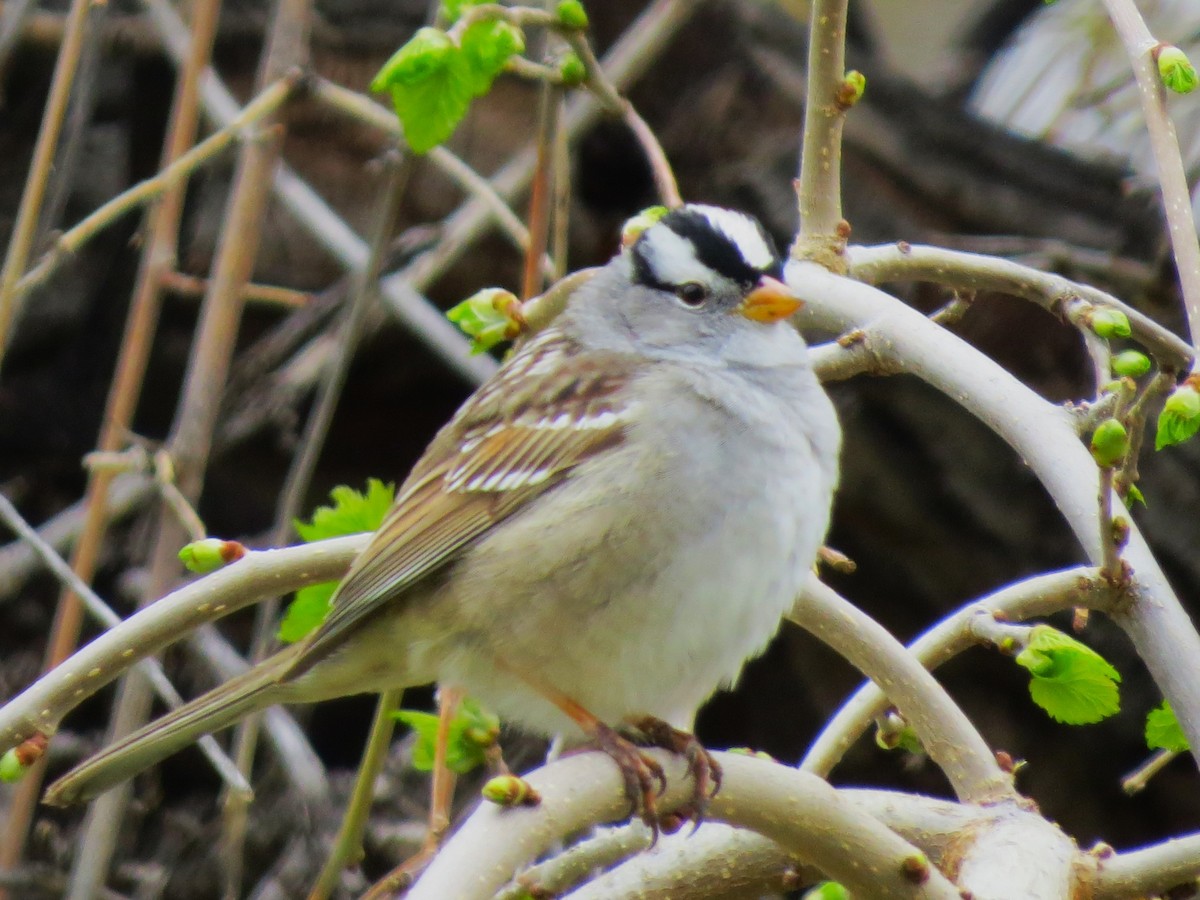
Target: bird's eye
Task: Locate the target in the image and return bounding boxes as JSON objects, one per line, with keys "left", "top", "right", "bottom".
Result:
{"left": 675, "top": 282, "right": 708, "bottom": 307}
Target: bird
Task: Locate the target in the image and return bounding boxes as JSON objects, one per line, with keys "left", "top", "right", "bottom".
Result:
{"left": 45, "top": 204, "right": 842, "bottom": 824}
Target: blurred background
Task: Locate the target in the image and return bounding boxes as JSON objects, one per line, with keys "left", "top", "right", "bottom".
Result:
{"left": 1, "top": 0, "right": 1199, "bottom": 895}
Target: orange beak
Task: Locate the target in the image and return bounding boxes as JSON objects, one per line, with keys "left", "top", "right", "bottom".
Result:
{"left": 736, "top": 275, "right": 804, "bottom": 323}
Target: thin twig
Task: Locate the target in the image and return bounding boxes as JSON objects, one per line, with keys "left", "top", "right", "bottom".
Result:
{"left": 221, "top": 153, "right": 408, "bottom": 896}
{"left": 1100, "top": 0, "right": 1200, "bottom": 361}
{"left": 13, "top": 75, "right": 299, "bottom": 303}
{"left": 0, "top": 492, "right": 251, "bottom": 797}
{"left": 65, "top": 2, "right": 312, "bottom": 892}
{"left": 0, "top": 0, "right": 94, "bottom": 368}
{"left": 792, "top": 0, "right": 850, "bottom": 266}
{"left": 307, "top": 689, "right": 403, "bottom": 900}
{"left": 790, "top": 577, "right": 1013, "bottom": 804}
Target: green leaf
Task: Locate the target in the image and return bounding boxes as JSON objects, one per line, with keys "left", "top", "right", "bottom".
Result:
{"left": 1155, "top": 385, "right": 1200, "bottom": 450}
{"left": 293, "top": 479, "right": 395, "bottom": 543}
{"left": 279, "top": 480, "right": 395, "bottom": 643}
{"left": 1158, "top": 45, "right": 1199, "bottom": 94}
{"left": 1124, "top": 484, "right": 1146, "bottom": 508}
{"left": 395, "top": 697, "right": 500, "bottom": 774}
{"left": 460, "top": 18, "right": 525, "bottom": 97}
{"left": 1146, "top": 700, "right": 1190, "bottom": 752}
{"left": 372, "top": 27, "right": 474, "bottom": 154}
{"left": 1015, "top": 625, "right": 1121, "bottom": 725}
{"left": 278, "top": 581, "right": 336, "bottom": 644}
{"left": 874, "top": 721, "right": 924, "bottom": 755}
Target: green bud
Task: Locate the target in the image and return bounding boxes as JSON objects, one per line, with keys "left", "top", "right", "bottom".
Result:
{"left": 558, "top": 51, "right": 587, "bottom": 87}
{"left": 0, "top": 749, "right": 25, "bottom": 783}
{"left": 1090, "top": 418, "right": 1129, "bottom": 467}
{"left": 620, "top": 205, "right": 669, "bottom": 247}
{"left": 1157, "top": 384, "right": 1200, "bottom": 449}
{"left": 1088, "top": 308, "right": 1132, "bottom": 339}
{"left": 803, "top": 882, "right": 850, "bottom": 900}
{"left": 1157, "top": 45, "right": 1198, "bottom": 94}
{"left": 446, "top": 288, "right": 524, "bottom": 354}
{"left": 179, "top": 538, "right": 246, "bottom": 574}
{"left": 371, "top": 27, "right": 455, "bottom": 93}
{"left": 839, "top": 70, "right": 866, "bottom": 107}
{"left": 1124, "top": 484, "right": 1146, "bottom": 508}
{"left": 901, "top": 852, "right": 931, "bottom": 884}
{"left": 726, "top": 746, "right": 775, "bottom": 760}
{"left": 482, "top": 774, "right": 540, "bottom": 806}
{"left": 555, "top": 0, "right": 589, "bottom": 29}
{"left": 1111, "top": 350, "right": 1151, "bottom": 377}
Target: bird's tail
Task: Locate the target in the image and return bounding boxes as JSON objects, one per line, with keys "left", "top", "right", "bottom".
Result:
{"left": 43, "top": 645, "right": 302, "bottom": 806}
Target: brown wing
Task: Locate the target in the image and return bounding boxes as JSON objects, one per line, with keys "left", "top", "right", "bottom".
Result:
{"left": 284, "top": 329, "right": 639, "bottom": 676}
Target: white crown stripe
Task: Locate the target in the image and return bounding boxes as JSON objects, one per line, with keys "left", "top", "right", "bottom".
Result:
{"left": 692, "top": 205, "right": 776, "bottom": 271}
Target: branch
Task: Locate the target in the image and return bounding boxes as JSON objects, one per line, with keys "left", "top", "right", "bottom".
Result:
{"left": 1094, "top": 831, "right": 1200, "bottom": 898}
{"left": 792, "top": 262, "right": 1200, "bottom": 769}
{"left": 409, "top": 752, "right": 962, "bottom": 899}
{"left": 802, "top": 567, "right": 1112, "bottom": 777}
{"left": 1100, "top": 0, "right": 1200, "bottom": 360}
{"left": 790, "top": 577, "right": 1013, "bottom": 804}
{"left": 846, "top": 242, "right": 1195, "bottom": 373}
{"left": 0, "top": 535, "right": 365, "bottom": 753}
{"left": 793, "top": 0, "right": 850, "bottom": 265}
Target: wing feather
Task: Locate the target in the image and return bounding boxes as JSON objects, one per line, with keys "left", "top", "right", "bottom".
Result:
{"left": 283, "top": 330, "right": 638, "bottom": 677}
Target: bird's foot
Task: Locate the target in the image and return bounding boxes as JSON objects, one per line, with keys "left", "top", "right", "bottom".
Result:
{"left": 623, "top": 716, "right": 722, "bottom": 832}
{"left": 591, "top": 721, "right": 667, "bottom": 832}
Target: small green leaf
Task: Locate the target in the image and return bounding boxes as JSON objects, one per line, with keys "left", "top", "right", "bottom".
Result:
{"left": 1088, "top": 308, "right": 1132, "bottom": 339}
{"left": 293, "top": 479, "right": 395, "bottom": 543}
{"left": 1124, "top": 484, "right": 1146, "bottom": 508}
{"left": 372, "top": 27, "right": 474, "bottom": 153}
{"left": 460, "top": 18, "right": 525, "bottom": 97}
{"left": 1111, "top": 350, "right": 1151, "bottom": 378}
{"left": 620, "top": 205, "right": 669, "bottom": 246}
{"left": 1015, "top": 625, "right": 1121, "bottom": 725}
{"left": 555, "top": 0, "right": 589, "bottom": 29}
{"left": 447, "top": 288, "right": 524, "bottom": 354}
{"left": 1090, "top": 418, "right": 1129, "bottom": 467}
{"left": 278, "top": 582, "right": 336, "bottom": 643}
{"left": 1158, "top": 45, "right": 1198, "bottom": 94}
{"left": 840, "top": 69, "right": 866, "bottom": 106}
{"left": 1146, "top": 700, "right": 1190, "bottom": 752}
{"left": 0, "top": 749, "right": 25, "bottom": 783}
{"left": 279, "top": 480, "right": 395, "bottom": 643}
{"left": 874, "top": 721, "right": 924, "bottom": 755}
{"left": 1156, "top": 385, "right": 1200, "bottom": 450}
{"left": 803, "top": 883, "right": 850, "bottom": 900}
{"left": 395, "top": 697, "right": 499, "bottom": 774}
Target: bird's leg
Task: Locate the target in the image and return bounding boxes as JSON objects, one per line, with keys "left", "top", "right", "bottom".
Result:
{"left": 622, "top": 716, "right": 722, "bottom": 829}
{"left": 427, "top": 684, "right": 464, "bottom": 852}
{"left": 493, "top": 658, "right": 666, "bottom": 829}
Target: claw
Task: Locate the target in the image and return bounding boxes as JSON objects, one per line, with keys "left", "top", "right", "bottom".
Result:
{"left": 625, "top": 716, "right": 722, "bottom": 833}
{"left": 592, "top": 721, "right": 668, "bottom": 840}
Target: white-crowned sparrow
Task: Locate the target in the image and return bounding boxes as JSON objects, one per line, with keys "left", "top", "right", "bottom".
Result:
{"left": 46, "top": 204, "right": 841, "bottom": 821}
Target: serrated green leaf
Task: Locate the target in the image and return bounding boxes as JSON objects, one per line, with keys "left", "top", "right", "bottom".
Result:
{"left": 395, "top": 698, "right": 499, "bottom": 774}
{"left": 460, "top": 18, "right": 524, "bottom": 97}
{"left": 1146, "top": 700, "right": 1190, "bottom": 752}
{"left": 372, "top": 28, "right": 474, "bottom": 154}
{"left": 1124, "top": 484, "right": 1146, "bottom": 508}
{"left": 278, "top": 581, "right": 336, "bottom": 643}
{"left": 280, "top": 480, "right": 395, "bottom": 642}
{"left": 1015, "top": 625, "right": 1121, "bottom": 725}
{"left": 1156, "top": 386, "right": 1200, "bottom": 450}
{"left": 293, "top": 479, "right": 395, "bottom": 543}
